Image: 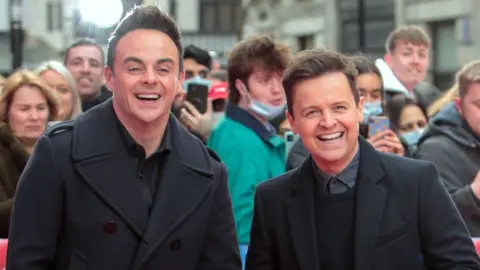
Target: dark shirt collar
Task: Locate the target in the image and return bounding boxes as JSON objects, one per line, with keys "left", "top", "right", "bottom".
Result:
{"left": 225, "top": 103, "right": 280, "bottom": 145}
{"left": 115, "top": 114, "right": 172, "bottom": 158}
{"left": 312, "top": 144, "right": 360, "bottom": 192}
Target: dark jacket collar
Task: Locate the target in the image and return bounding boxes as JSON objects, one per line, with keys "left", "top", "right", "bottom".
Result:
{"left": 292, "top": 137, "right": 385, "bottom": 194}
{"left": 225, "top": 103, "right": 278, "bottom": 144}
{"left": 72, "top": 99, "right": 214, "bottom": 173}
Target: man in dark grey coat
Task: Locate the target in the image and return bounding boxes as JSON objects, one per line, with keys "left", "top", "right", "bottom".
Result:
{"left": 6, "top": 5, "right": 241, "bottom": 270}
{"left": 416, "top": 60, "right": 480, "bottom": 237}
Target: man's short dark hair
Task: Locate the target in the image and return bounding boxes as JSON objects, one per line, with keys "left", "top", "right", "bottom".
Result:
{"left": 63, "top": 38, "right": 105, "bottom": 65}
{"left": 227, "top": 35, "right": 290, "bottom": 105}
{"left": 282, "top": 49, "right": 359, "bottom": 117}
{"left": 183, "top": 45, "right": 211, "bottom": 70}
{"left": 107, "top": 5, "right": 183, "bottom": 72}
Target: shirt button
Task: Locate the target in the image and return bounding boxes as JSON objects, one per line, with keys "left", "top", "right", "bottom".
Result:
{"left": 138, "top": 172, "right": 144, "bottom": 179}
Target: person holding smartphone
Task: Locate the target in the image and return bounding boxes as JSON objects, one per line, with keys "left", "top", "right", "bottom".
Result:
{"left": 351, "top": 55, "right": 406, "bottom": 156}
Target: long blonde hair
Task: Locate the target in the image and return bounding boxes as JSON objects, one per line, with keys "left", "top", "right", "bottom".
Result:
{"left": 427, "top": 86, "right": 458, "bottom": 117}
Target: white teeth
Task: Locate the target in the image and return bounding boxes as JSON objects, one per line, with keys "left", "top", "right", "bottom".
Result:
{"left": 136, "top": 94, "right": 160, "bottom": 100}
{"left": 318, "top": 132, "right": 342, "bottom": 141}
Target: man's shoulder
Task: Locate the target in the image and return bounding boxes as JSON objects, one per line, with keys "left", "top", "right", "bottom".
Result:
{"left": 377, "top": 151, "right": 437, "bottom": 181}
{"left": 45, "top": 120, "right": 75, "bottom": 139}
{"left": 256, "top": 168, "right": 298, "bottom": 195}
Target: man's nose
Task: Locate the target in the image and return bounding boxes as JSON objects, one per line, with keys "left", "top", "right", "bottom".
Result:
{"left": 142, "top": 69, "right": 157, "bottom": 84}
{"left": 320, "top": 111, "right": 336, "bottom": 129}
{"left": 80, "top": 62, "right": 91, "bottom": 73}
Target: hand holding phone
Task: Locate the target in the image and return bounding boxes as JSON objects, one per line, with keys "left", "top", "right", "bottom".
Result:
{"left": 368, "top": 116, "right": 390, "bottom": 138}
{"left": 184, "top": 78, "right": 211, "bottom": 114}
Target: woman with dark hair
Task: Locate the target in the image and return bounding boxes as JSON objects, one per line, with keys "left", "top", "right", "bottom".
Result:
{"left": 386, "top": 94, "right": 429, "bottom": 151}
{"left": 350, "top": 55, "right": 406, "bottom": 156}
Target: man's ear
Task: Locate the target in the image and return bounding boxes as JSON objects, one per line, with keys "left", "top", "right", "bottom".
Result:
{"left": 384, "top": 53, "right": 392, "bottom": 65}
{"left": 286, "top": 110, "right": 298, "bottom": 135}
{"left": 176, "top": 70, "right": 185, "bottom": 95}
{"left": 104, "top": 66, "right": 114, "bottom": 91}
{"left": 454, "top": 96, "right": 463, "bottom": 116}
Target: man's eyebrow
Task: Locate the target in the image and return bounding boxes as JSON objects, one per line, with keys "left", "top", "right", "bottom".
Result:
{"left": 122, "top": 57, "right": 174, "bottom": 65}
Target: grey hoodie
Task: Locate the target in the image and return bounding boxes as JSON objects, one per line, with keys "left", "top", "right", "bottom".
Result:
{"left": 415, "top": 104, "right": 480, "bottom": 236}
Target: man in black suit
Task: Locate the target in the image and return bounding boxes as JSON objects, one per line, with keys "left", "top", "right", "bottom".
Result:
{"left": 245, "top": 49, "right": 480, "bottom": 270}
{"left": 7, "top": 5, "right": 241, "bottom": 270}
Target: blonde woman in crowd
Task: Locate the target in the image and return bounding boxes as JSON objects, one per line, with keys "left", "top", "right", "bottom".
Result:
{"left": 0, "top": 70, "right": 59, "bottom": 237}
{"left": 36, "top": 60, "right": 82, "bottom": 125}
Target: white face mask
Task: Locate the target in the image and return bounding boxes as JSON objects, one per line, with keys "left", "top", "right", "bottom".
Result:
{"left": 240, "top": 82, "right": 285, "bottom": 120}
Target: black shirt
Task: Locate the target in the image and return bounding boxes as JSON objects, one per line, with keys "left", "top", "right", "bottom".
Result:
{"left": 116, "top": 118, "right": 172, "bottom": 216}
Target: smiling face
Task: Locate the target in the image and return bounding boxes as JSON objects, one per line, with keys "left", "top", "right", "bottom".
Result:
{"left": 105, "top": 29, "right": 183, "bottom": 127}
{"left": 287, "top": 72, "right": 363, "bottom": 174}
{"left": 386, "top": 41, "right": 429, "bottom": 91}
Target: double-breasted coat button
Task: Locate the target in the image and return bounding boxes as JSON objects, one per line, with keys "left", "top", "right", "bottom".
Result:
{"left": 104, "top": 220, "right": 117, "bottom": 234}
{"left": 170, "top": 239, "right": 181, "bottom": 251}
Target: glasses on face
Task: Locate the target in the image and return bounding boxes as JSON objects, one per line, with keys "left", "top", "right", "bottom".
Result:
{"left": 185, "top": 69, "right": 210, "bottom": 80}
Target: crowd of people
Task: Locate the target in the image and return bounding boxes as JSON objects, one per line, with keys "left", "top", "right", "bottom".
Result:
{"left": 0, "top": 3, "right": 479, "bottom": 270}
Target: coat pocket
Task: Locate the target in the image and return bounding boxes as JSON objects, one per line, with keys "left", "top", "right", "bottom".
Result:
{"left": 375, "top": 221, "right": 409, "bottom": 247}
{"left": 68, "top": 250, "right": 87, "bottom": 270}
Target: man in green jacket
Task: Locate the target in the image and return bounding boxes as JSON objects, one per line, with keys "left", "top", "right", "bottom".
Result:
{"left": 208, "top": 36, "right": 290, "bottom": 267}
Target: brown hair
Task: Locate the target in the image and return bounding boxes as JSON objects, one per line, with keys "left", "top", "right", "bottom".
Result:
{"left": 227, "top": 35, "right": 290, "bottom": 104}
{"left": 0, "top": 70, "right": 59, "bottom": 122}
{"left": 385, "top": 25, "right": 431, "bottom": 54}
{"left": 456, "top": 60, "right": 480, "bottom": 99}
{"left": 282, "top": 48, "right": 359, "bottom": 117}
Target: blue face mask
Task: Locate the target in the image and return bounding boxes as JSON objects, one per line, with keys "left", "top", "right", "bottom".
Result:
{"left": 400, "top": 127, "right": 426, "bottom": 146}
{"left": 362, "top": 101, "right": 383, "bottom": 121}
{"left": 250, "top": 100, "right": 285, "bottom": 120}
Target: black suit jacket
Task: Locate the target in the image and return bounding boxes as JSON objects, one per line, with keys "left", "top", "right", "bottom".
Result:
{"left": 7, "top": 100, "right": 241, "bottom": 270}
{"left": 246, "top": 138, "right": 480, "bottom": 270}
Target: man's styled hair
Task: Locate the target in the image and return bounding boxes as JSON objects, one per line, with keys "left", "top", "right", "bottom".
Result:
{"left": 385, "top": 25, "right": 431, "bottom": 54}
{"left": 227, "top": 35, "right": 290, "bottom": 104}
{"left": 107, "top": 5, "right": 183, "bottom": 72}
{"left": 183, "top": 45, "right": 212, "bottom": 70}
{"left": 63, "top": 38, "right": 105, "bottom": 65}
{"left": 282, "top": 49, "right": 359, "bottom": 117}
{"left": 456, "top": 60, "right": 480, "bottom": 99}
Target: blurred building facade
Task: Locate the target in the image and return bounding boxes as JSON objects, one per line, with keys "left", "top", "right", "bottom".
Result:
{"left": 148, "top": 0, "right": 242, "bottom": 55}
{"left": 243, "top": 0, "right": 339, "bottom": 52}
{"left": 397, "top": 0, "right": 480, "bottom": 90}
{"left": 0, "top": 0, "right": 75, "bottom": 74}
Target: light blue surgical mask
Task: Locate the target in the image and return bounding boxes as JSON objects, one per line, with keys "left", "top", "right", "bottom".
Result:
{"left": 240, "top": 81, "right": 285, "bottom": 120}
{"left": 400, "top": 127, "right": 426, "bottom": 146}
{"left": 250, "top": 100, "right": 285, "bottom": 120}
{"left": 362, "top": 101, "right": 383, "bottom": 121}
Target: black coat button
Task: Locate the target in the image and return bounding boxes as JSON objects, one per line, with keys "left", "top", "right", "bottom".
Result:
{"left": 104, "top": 220, "right": 117, "bottom": 234}
{"left": 170, "top": 239, "right": 181, "bottom": 251}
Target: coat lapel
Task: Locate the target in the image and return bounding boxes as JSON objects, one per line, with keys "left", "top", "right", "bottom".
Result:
{"left": 131, "top": 117, "right": 215, "bottom": 269}
{"left": 72, "top": 100, "right": 148, "bottom": 240}
{"left": 354, "top": 138, "right": 387, "bottom": 270}
{"left": 285, "top": 157, "right": 320, "bottom": 270}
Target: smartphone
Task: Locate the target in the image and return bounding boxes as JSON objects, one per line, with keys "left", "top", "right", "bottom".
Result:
{"left": 284, "top": 131, "right": 300, "bottom": 158}
{"left": 184, "top": 79, "right": 210, "bottom": 114}
{"left": 368, "top": 116, "right": 390, "bottom": 137}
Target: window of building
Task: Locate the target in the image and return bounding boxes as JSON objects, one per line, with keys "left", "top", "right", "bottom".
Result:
{"left": 431, "top": 20, "right": 457, "bottom": 91}
{"left": 200, "top": 0, "right": 241, "bottom": 33}
{"left": 339, "top": 0, "right": 394, "bottom": 58}
{"left": 47, "top": 2, "right": 63, "bottom": 32}
{"left": 297, "top": 35, "right": 315, "bottom": 51}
